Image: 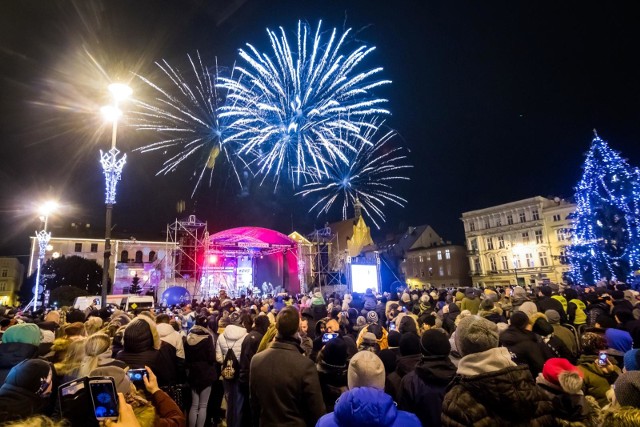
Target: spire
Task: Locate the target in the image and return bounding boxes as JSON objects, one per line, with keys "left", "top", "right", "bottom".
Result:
{"left": 354, "top": 196, "right": 362, "bottom": 219}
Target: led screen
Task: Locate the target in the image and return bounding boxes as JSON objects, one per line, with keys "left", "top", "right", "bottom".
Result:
{"left": 350, "top": 264, "right": 379, "bottom": 294}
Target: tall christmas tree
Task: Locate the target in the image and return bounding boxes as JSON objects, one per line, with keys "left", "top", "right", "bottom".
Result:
{"left": 567, "top": 131, "right": 640, "bottom": 284}
{"left": 129, "top": 273, "right": 142, "bottom": 295}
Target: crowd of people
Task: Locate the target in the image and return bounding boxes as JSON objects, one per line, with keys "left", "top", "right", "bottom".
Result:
{"left": 0, "top": 282, "right": 639, "bottom": 427}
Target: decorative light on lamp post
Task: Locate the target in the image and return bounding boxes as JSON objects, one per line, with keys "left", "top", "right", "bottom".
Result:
{"left": 100, "top": 83, "right": 132, "bottom": 304}
{"left": 34, "top": 200, "right": 58, "bottom": 313}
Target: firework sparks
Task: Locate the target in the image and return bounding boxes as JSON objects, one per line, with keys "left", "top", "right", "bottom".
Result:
{"left": 131, "top": 52, "right": 240, "bottom": 195}
{"left": 296, "top": 124, "right": 411, "bottom": 228}
{"left": 218, "top": 20, "right": 391, "bottom": 188}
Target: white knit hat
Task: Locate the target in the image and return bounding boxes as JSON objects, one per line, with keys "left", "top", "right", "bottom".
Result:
{"left": 347, "top": 351, "right": 385, "bottom": 390}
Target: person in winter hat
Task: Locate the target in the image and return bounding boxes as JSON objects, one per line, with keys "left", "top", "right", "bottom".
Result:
{"left": 317, "top": 351, "right": 421, "bottom": 427}
{"left": 0, "top": 323, "right": 41, "bottom": 384}
{"left": 386, "top": 333, "right": 421, "bottom": 400}
{"left": 316, "top": 337, "right": 348, "bottom": 412}
{"left": 397, "top": 329, "right": 457, "bottom": 427}
{"left": 545, "top": 309, "right": 579, "bottom": 357}
{"left": 601, "top": 371, "right": 640, "bottom": 427}
{"left": 355, "top": 310, "right": 389, "bottom": 350}
{"left": 535, "top": 358, "right": 602, "bottom": 427}
{"left": 605, "top": 327, "right": 633, "bottom": 367}
{"left": 0, "top": 359, "right": 53, "bottom": 423}
{"left": 442, "top": 315, "right": 555, "bottom": 426}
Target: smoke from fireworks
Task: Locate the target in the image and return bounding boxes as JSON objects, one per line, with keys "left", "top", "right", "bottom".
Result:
{"left": 296, "top": 124, "right": 411, "bottom": 228}
{"left": 131, "top": 52, "right": 239, "bottom": 195}
{"left": 218, "top": 20, "right": 391, "bottom": 188}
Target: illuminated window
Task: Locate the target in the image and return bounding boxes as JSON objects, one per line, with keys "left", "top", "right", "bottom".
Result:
{"left": 437, "top": 251, "right": 442, "bottom": 260}
{"left": 419, "top": 255, "right": 424, "bottom": 263}
{"left": 535, "top": 230, "right": 543, "bottom": 244}
{"left": 556, "top": 229, "right": 567, "bottom": 242}
{"left": 445, "top": 249, "right": 451, "bottom": 259}
{"left": 525, "top": 253, "right": 534, "bottom": 268}
{"left": 439, "top": 266, "right": 444, "bottom": 276}
{"left": 513, "top": 255, "right": 522, "bottom": 269}
{"left": 486, "top": 238, "right": 494, "bottom": 250}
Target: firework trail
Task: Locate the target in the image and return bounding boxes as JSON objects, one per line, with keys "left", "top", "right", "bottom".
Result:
{"left": 218, "top": 20, "right": 391, "bottom": 188}
{"left": 131, "top": 52, "right": 240, "bottom": 195}
{"left": 296, "top": 124, "right": 411, "bottom": 228}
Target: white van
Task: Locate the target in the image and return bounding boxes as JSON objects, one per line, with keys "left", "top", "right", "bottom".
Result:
{"left": 120, "top": 295, "right": 155, "bottom": 312}
{"left": 72, "top": 294, "right": 134, "bottom": 311}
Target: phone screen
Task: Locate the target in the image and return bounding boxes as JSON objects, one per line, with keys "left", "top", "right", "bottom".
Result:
{"left": 322, "top": 333, "right": 339, "bottom": 343}
{"left": 389, "top": 322, "right": 396, "bottom": 331}
{"left": 127, "top": 369, "right": 148, "bottom": 382}
{"left": 597, "top": 352, "right": 608, "bottom": 366}
{"left": 89, "top": 380, "right": 119, "bottom": 420}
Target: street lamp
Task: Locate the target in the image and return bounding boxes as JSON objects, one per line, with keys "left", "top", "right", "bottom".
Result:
{"left": 34, "top": 200, "right": 58, "bottom": 313}
{"left": 100, "top": 83, "right": 131, "bottom": 304}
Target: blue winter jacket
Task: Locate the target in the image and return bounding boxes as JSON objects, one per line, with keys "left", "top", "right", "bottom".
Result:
{"left": 316, "top": 387, "right": 421, "bottom": 427}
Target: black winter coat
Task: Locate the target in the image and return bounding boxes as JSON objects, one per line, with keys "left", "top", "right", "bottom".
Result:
{"left": 536, "top": 297, "right": 567, "bottom": 323}
{"left": 239, "top": 329, "right": 264, "bottom": 389}
{"left": 0, "top": 343, "right": 39, "bottom": 385}
{"left": 386, "top": 353, "right": 421, "bottom": 401}
{"left": 441, "top": 365, "right": 556, "bottom": 427}
{"left": 398, "top": 357, "right": 456, "bottom": 427}
{"left": 499, "top": 326, "right": 548, "bottom": 377}
{"left": 185, "top": 326, "right": 217, "bottom": 393}
{"left": 316, "top": 362, "right": 347, "bottom": 412}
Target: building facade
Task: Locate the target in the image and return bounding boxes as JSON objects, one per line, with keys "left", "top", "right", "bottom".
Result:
{"left": 461, "top": 196, "right": 575, "bottom": 287}
{"left": 0, "top": 258, "right": 25, "bottom": 306}
{"left": 28, "top": 237, "right": 178, "bottom": 295}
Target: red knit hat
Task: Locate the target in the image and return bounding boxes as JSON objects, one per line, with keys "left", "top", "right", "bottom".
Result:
{"left": 542, "top": 358, "right": 582, "bottom": 385}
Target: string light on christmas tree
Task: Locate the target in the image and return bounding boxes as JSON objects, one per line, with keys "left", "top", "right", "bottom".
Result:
{"left": 567, "top": 130, "right": 640, "bottom": 284}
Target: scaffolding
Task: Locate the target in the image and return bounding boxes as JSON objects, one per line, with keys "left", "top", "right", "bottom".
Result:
{"left": 165, "top": 215, "right": 208, "bottom": 299}
{"left": 306, "top": 224, "right": 346, "bottom": 292}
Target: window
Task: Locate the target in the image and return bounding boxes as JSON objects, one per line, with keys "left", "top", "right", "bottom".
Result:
{"left": 473, "top": 258, "right": 481, "bottom": 273}
{"left": 525, "top": 253, "right": 534, "bottom": 268}
{"left": 419, "top": 255, "right": 424, "bottom": 263}
{"left": 439, "top": 266, "right": 444, "bottom": 276}
{"left": 535, "top": 230, "right": 543, "bottom": 244}
{"left": 484, "top": 218, "right": 490, "bottom": 229}
{"left": 0, "top": 283, "right": 5, "bottom": 291}
{"left": 498, "top": 235, "right": 505, "bottom": 249}
{"left": 539, "top": 252, "right": 549, "bottom": 267}
{"left": 437, "top": 251, "right": 442, "bottom": 260}
{"left": 74, "top": 243, "right": 82, "bottom": 253}
{"left": 446, "top": 265, "right": 452, "bottom": 276}
{"left": 469, "top": 221, "right": 476, "bottom": 232}
{"left": 90, "top": 243, "right": 98, "bottom": 253}
{"left": 135, "top": 251, "right": 143, "bottom": 263}
{"left": 426, "top": 253, "right": 431, "bottom": 262}
{"left": 522, "top": 231, "right": 530, "bottom": 243}
{"left": 519, "top": 212, "right": 526, "bottom": 223}
{"left": 532, "top": 208, "right": 540, "bottom": 220}
{"left": 445, "top": 249, "right": 451, "bottom": 259}
{"left": 507, "top": 214, "right": 514, "bottom": 225}
{"left": 486, "top": 238, "right": 494, "bottom": 250}
{"left": 470, "top": 239, "right": 478, "bottom": 251}
{"left": 496, "top": 216, "right": 502, "bottom": 227}
{"left": 553, "top": 214, "right": 561, "bottom": 222}
{"left": 1, "top": 269, "right": 7, "bottom": 278}
{"left": 513, "top": 255, "right": 522, "bottom": 269}
{"left": 149, "top": 251, "right": 156, "bottom": 263}
{"left": 120, "top": 250, "right": 129, "bottom": 263}
{"left": 489, "top": 257, "right": 497, "bottom": 271}
{"left": 556, "top": 229, "right": 567, "bottom": 242}
{"left": 501, "top": 256, "right": 509, "bottom": 270}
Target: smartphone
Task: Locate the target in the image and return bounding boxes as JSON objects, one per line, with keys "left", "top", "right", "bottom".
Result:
{"left": 322, "top": 332, "right": 339, "bottom": 343}
{"left": 597, "top": 352, "right": 608, "bottom": 366}
{"left": 59, "top": 378, "right": 99, "bottom": 427}
{"left": 389, "top": 322, "right": 396, "bottom": 331}
{"left": 89, "top": 378, "right": 119, "bottom": 421}
{"left": 127, "top": 368, "right": 148, "bottom": 383}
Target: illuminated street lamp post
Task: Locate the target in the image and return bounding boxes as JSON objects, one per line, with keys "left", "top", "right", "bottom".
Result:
{"left": 100, "top": 83, "right": 132, "bottom": 304}
{"left": 34, "top": 201, "right": 58, "bottom": 313}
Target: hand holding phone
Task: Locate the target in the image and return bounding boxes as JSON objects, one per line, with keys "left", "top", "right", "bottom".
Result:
{"left": 322, "top": 333, "right": 339, "bottom": 343}
{"left": 126, "top": 368, "right": 148, "bottom": 383}
{"left": 143, "top": 366, "right": 160, "bottom": 395}
{"left": 89, "top": 378, "right": 119, "bottom": 421}
{"left": 597, "top": 351, "right": 609, "bottom": 367}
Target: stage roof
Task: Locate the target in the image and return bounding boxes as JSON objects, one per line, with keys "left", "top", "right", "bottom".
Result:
{"left": 208, "top": 227, "right": 297, "bottom": 249}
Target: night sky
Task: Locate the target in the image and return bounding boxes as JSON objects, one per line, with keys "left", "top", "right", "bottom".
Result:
{"left": 1, "top": 1, "right": 640, "bottom": 260}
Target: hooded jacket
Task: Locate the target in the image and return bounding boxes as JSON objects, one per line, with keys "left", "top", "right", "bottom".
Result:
{"left": 185, "top": 325, "right": 217, "bottom": 392}
{"left": 577, "top": 354, "right": 621, "bottom": 407}
{"left": 442, "top": 347, "right": 555, "bottom": 427}
{"left": 215, "top": 324, "right": 247, "bottom": 365}
{"left": 0, "top": 342, "right": 39, "bottom": 385}
{"left": 398, "top": 356, "right": 457, "bottom": 427}
{"left": 535, "top": 375, "right": 602, "bottom": 427}
{"left": 116, "top": 317, "right": 161, "bottom": 376}
{"left": 316, "top": 387, "right": 421, "bottom": 427}
{"left": 386, "top": 353, "right": 421, "bottom": 401}
{"left": 500, "top": 325, "right": 548, "bottom": 377}
{"left": 157, "top": 322, "right": 185, "bottom": 359}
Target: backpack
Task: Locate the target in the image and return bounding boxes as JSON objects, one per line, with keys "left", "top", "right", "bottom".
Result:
{"left": 221, "top": 339, "right": 240, "bottom": 380}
